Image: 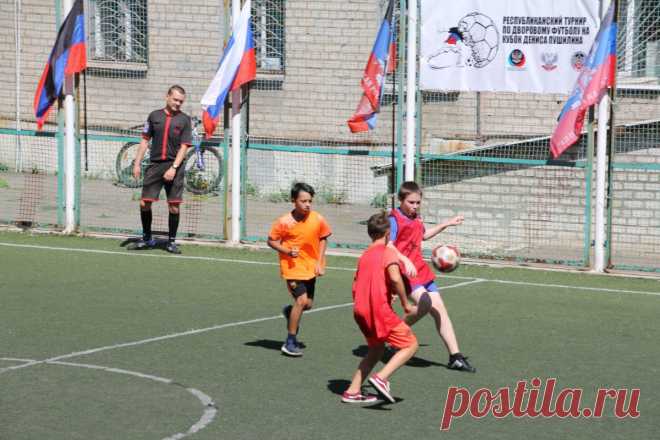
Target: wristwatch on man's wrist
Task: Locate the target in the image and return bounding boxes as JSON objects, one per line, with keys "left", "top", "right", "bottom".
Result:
{"left": 172, "top": 163, "right": 179, "bottom": 170}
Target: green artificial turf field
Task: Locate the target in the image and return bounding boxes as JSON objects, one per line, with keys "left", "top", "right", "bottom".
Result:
{"left": 1, "top": 231, "right": 658, "bottom": 439}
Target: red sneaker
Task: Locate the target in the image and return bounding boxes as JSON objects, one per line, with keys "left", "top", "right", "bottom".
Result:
{"left": 368, "top": 374, "right": 395, "bottom": 403}
{"left": 341, "top": 391, "right": 379, "bottom": 404}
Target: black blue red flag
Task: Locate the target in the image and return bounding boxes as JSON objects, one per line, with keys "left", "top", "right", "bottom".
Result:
{"left": 550, "top": 3, "right": 617, "bottom": 158}
{"left": 33, "top": 0, "right": 87, "bottom": 129}
{"left": 348, "top": 0, "right": 397, "bottom": 133}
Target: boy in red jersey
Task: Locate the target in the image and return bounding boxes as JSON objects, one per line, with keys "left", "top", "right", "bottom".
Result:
{"left": 342, "top": 211, "right": 418, "bottom": 404}
{"left": 389, "top": 181, "right": 475, "bottom": 372}
{"left": 268, "top": 183, "right": 332, "bottom": 357}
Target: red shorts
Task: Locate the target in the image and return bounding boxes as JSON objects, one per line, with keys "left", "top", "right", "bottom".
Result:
{"left": 365, "top": 322, "right": 417, "bottom": 349}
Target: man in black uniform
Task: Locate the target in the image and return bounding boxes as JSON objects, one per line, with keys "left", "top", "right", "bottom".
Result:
{"left": 128, "top": 85, "right": 192, "bottom": 254}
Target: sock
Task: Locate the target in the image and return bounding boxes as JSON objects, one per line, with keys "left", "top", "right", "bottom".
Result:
{"left": 449, "top": 352, "right": 463, "bottom": 361}
{"left": 168, "top": 212, "right": 180, "bottom": 242}
{"left": 286, "top": 333, "right": 297, "bottom": 344}
{"left": 140, "top": 209, "right": 152, "bottom": 241}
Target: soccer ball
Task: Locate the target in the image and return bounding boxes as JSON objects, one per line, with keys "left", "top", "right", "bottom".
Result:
{"left": 431, "top": 245, "right": 461, "bottom": 273}
{"left": 458, "top": 12, "right": 499, "bottom": 68}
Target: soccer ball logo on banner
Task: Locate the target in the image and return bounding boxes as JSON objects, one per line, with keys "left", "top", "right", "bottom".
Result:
{"left": 427, "top": 12, "right": 499, "bottom": 70}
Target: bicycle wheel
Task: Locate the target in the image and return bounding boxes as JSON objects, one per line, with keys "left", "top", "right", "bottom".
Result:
{"left": 115, "top": 142, "right": 149, "bottom": 188}
{"left": 184, "top": 146, "right": 223, "bottom": 195}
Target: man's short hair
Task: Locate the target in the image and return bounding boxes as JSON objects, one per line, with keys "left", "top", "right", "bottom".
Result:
{"left": 291, "top": 182, "right": 315, "bottom": 200}
{"left": 398, "top": 181, "right": 422, "bottom": 201}
{"left": 367, "top": 210, "right": 390, "bottom": 240}
{"left": 168, "top": 85, "right": 186, "bottom": 96}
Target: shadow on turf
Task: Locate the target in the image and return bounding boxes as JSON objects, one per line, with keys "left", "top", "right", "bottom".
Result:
{"left": 244, "top": 339, "right": 306, "bottom": 351}
{"left": 327, "top": 379, "right": 402, "bottom": 409}
{"left": 119, "top": 236, "right": 171, "bottom": 252}
{"left": 351, "top": 344, "right": 445, "bottom": 368}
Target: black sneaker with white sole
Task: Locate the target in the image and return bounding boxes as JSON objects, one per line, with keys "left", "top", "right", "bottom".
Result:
{"left": 448, "top": 353, "right": 476, "bottom": 373}
{"left": 281, "top": 340, "right": 303, "bottom": 357}
{"left": 127, "top": 238, "right": 156, "bottom": 250}
{"left": 165, "top": 241, "right": 181, "bottom": 254}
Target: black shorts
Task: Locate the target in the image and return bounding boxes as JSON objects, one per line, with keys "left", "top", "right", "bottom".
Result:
{"left": 141, "top": 161, "right": 184, "bottom": 204}
{"left": 286, "top": 278, "right": 316, "bottom": 300}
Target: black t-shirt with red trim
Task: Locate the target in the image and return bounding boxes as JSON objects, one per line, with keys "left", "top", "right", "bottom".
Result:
{"left": 142, "top": 109, "right": 192, "bottom": 162}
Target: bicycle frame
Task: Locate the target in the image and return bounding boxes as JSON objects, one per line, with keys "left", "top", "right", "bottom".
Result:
{"left": 191, "top": 117, "right": 205, "bottom": 171}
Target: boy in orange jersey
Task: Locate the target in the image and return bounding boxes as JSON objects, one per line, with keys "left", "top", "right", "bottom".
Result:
{"left": 342, "top": 211, "right": 418, "bottom": 404}
{"left": 267, "top": 182, "right": 332, "bottom": 357}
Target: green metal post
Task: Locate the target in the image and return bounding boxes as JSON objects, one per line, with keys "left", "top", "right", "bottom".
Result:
{"left": 240, "top": 87, "right": 248, "bottom": 239}
{"left": 605, "top": 0, "right": 619, "bottom": 268}
{"left": 222, "top": 0, "right": 231, "bottom": 240}
{"left": 395, "top": 0, "right": 406, "bottom": 189}
{"left": 415, "top": 0, "right": 422, "bottom": 184}
{"left": 55, "top": 0, "right": 65, "bottom": 226}
{"left": 605, "top": 107, "right": 616, "bottom": 267}
{"left": 74, "top": 78, "right": 81, "bottom": 227}
{"left": 415, "top": 91, "right": 422, "bottom": 184}
{"left": 583, "top": 107, "right": 595, "bottom": 266}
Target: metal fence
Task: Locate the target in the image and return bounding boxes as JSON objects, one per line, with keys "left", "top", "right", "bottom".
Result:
{"left": 1, "top": 0, "right": 658, "bottom": 272}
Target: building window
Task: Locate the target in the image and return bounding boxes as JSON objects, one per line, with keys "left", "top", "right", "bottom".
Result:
{"left": 252, "top": 0, "right": 285, "bottom": 73}
{"left": 88, "top": 0, "right": 148, "bottom": 65}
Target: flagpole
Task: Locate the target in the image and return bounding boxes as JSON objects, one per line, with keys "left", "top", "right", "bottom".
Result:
{"left": 230, "top": 0, "right": 241, "bottom": 244}
{"left": 404, "top": 0, "right": 417, "bottom": 181}
{"left": 593, "top": 92, "right": 608, "bottom": 272}
{"left": 593, "top": 0, "right": 613, "bottom": 272}
{"left": 63, "top": 0, "right": 76, "bottom": 233}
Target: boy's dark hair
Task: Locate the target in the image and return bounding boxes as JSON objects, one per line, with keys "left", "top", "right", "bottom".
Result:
{"left": 398, "top": 181, "right": 422, "bottom": 201}
{"left": 291, "top": 182, "right": 315, "bottom": 200}
{"left": 168, "top": 85, "right": 186, "bottom": 96}
{"left": 367, "top": 210, "right": 390, "bottom": 240}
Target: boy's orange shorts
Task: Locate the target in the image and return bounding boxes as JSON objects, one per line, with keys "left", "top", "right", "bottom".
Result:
{"left": 365, "top": 322, "right": 417, "bottom": 349}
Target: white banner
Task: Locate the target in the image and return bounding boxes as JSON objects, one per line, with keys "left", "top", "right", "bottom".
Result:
{"left": 420, "top": 0, "right": 600, "bottom": 94}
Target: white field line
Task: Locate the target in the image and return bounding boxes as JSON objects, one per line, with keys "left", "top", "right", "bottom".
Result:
{"left": 0, "top": 280, "right": 485, "bottom": 437}
{"left": 0, "top": 280, "right": 484, "bottom": 376}
{"left": 0, "top": 241, "right": 473, "bottom": 278}
{"left": 2, "top": 241, "right": 658, "bottom": 294}
{"left": 0, "top": 357, "right": 216, "bottom": 440}
{"left": 488, "top": 279, "right": 660, "bottom": 297}
{"left": 0, "top": 357, "right": 35, "bottom": 363}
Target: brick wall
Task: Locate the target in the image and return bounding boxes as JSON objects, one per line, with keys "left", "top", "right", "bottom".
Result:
{"left": 0, "top": 1, "right": 658, "bottom": 267}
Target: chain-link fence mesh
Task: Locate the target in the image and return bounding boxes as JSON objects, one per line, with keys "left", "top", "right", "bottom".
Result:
{"left": 242, "top": 0, "right": 400, "bottom": 248}
{"left": 1, "top": 0, "right": 658, "bottom": 271}
{"left": 418, "top": 0, "right": 659, "bottom": 270}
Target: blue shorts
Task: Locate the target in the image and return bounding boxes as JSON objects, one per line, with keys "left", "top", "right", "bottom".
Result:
{"left": 410, "top": 280, "right": 439, "bottom": 294}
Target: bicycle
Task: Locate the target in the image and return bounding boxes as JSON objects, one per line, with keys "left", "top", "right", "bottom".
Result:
{"left": 115, "top": 117, "right": 223, "bottom": 195}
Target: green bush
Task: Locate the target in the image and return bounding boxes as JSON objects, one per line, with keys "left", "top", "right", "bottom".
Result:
{"left": 245, "top": 181, "right": 259, "bottom": 197}
{"left": 267, "top": 188, "right": 290, "bottom": 203}
{"left": 370, "top": 193, "right": 390, "bottom": 208}
{"left": 318, "top": 185, "right": 347, "bottom": 205}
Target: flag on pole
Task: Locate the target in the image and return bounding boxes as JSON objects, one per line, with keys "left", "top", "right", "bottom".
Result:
{"left": 347, "top": 0, "right": 397, "bottom": 133}
{"left": 201, "top": 0, "right": 256, "bottom": 139}
{"left": 550, "top": 3, "right": 617, "bottom": 158}
{"left": 33, "top": 0, "right": 86, "bottom": 130}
